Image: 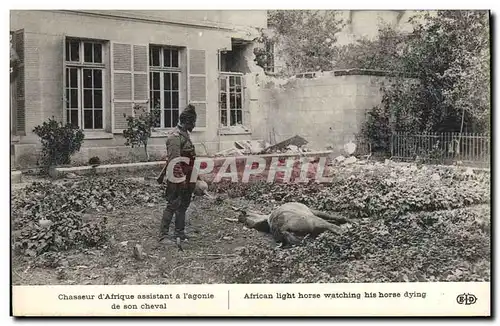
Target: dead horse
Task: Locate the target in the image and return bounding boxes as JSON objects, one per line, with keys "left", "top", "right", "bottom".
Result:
{"left": 236, "top": 202, "right": 351, "bottom": 247}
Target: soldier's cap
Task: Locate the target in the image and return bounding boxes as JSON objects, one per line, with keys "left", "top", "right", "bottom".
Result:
{"left": 180, "top": 104, "right": 197, "bottom": 124}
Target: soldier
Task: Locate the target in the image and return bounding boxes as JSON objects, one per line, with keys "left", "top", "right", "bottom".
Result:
{"left": 160, "top": 104, "right": 197, "bottom": 244}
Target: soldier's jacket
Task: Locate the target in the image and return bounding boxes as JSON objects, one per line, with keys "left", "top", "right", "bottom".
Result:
{"left": 165, "top": 127, "right": 196, "bottom": 183}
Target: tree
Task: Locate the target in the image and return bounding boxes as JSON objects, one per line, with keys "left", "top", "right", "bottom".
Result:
{"left": 340, "top": 10, "right": 491, "bottom": 146}
{"left": 255, "top": 10, "right": 346, "bottom": 75}
{"left": 122, "top": 104, "right": 161, "bottom": 162}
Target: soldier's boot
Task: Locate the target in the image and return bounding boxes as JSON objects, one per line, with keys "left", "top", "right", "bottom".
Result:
{"left": 174, "top": 209, "right": 189, "bottom": 242}
{"left": 159, "top": 207, "right": 174, "bottom": 243}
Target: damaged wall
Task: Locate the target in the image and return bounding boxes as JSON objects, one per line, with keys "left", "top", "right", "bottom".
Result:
{"left": 253, "top": 71, "right": 417, "bottom": 154}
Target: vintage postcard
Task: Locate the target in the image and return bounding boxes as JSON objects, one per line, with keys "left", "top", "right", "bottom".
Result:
{"left": 9, "top": 6, "right": 491, "bottom": 317}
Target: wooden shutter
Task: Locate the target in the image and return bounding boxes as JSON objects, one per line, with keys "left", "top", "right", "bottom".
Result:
{"left": 62, "top": 34, "right": 68, "bottom": 126}
{"left": 111, "top": 42, "right": 149, "bottom": 133}
{"left": 111, "top": 42, "right": 133, "bottom": 133}
{"left": 14, "top": 29, "right": 25, "bottom": 135}
{"left": 132, "top": 44, "right": 149, "bottom": 105}
{"left": 188, "top": 49, "right": 207, "bottom": 129}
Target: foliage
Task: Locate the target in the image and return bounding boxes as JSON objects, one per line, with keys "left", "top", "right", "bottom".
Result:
{"left": 11, "top": 177, "right": 164, "bottom": 257}
{"left": 210, "top": 162, "right": 490, "bottom": 219}
{"left": 255, "top": 10, "right": 345, "bottom": 75}
{"left": 89, "top": 156, "right": 101, "bottom": 166}
{"left": 339, "top": 10, "right": 491, "bottom": 146}
{"left": 32, "top": 117, "right": 85, "bottom": 168}
{"left": 258, "top": 10, "right": 490, "bottom": 150}
{"left": 123, "top": 105, "right": 161, "bottom": 162}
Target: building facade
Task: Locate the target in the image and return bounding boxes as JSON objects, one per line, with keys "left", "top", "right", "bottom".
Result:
{"left": 10, "top": 10, "right": 267, "bottom": 167}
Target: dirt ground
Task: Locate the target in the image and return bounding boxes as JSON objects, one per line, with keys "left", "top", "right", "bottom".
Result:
{"left": 11, "top": 195, "right": 275, "bottom": 285}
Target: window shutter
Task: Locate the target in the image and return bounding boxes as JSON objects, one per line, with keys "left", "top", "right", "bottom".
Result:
{"left": 111, "top": 42, "right": 149, "bottom": 133}
{"left": 133, "top": 44, "right": 149, "bottom": 105}
{"left": 188, "top": 49, "right": 207, "bottom": 128}
{"left": 111, "top": 42, "right": 133, "bottom": 133}
{"left": 14, "top": 29, "right": 25, "bottom": 135}
{"left": 62, "top": 34, "right": 67, "bottom": 126}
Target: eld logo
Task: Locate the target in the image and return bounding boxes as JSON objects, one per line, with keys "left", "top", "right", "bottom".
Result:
{"left": 456, "top": 293, "right": 477, "bottom": 305}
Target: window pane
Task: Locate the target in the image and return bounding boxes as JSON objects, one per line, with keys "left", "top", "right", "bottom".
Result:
{"left": 220, "top": 78, "right": 226, "bottom": 92}
{"left": 83, "top": 69, "right": 93, "bottom": 89}
{"left": 172, "top": 91, "right": 179, "bottom": 109}
{"left": 84, "top": 42, "right": 93, "bottom": 63}
{"left": 93, "top": 69, "right": 102, "bottom": 88}
{"left": 171, "top": 49, "right": 179, "bottom": 67}
{"left": 94, "top": 90, "right": 103, "bottom": 108}
{"left": 70, "top": 68, "right": 78, "bottom": 88}
{"left": 164, "top": 73, "right": 171, "bottom": 90}
{"left": 65, "top": 89, "right": 70, "bottom": 108}
{"left": 229, "top": 76, "right": 235, "bottom": 86}
{"left": 152, "top": 72, "right": 160, "bottom": 90}
{"left": 172, "top": 109, "right": 179, "bottom": 127}
{"left": 236, "top": 110, "right": 242, "bottom": 125}
{"left": 70, "top": 110, "right": 79, "bottom": 127}
{"left": 235, "top": 77, "right": 241, "bottom": 85}
{"left": 220, "top": 92, "right": 227, "bottom": 107}
{"left": 164, "top": 109, "right": 172, "bottom": 128}
{"left": 66, "top": 110, "right": 71, "bottom": 124}
{"left": 236, "top": 93, "right": 242, "bottom": 108}
{"left": 83, "top": 89, "right": 93, "bottom": 108}
{"left": 94, "top": 109, "right": 103, "bottom": 129}
{"left": 164, "top": 92, "right": 171, "bottom": 109}
{"left": 163, "top": 49, "right": 171, "bottom": 68}
{"left": 230, "top": 93, "right": 235, "bottom": 109}
{"left": 220, "top": 110, "right": 227, "bottom": 126}
{"left": 230, "top": 110, "right": 236, "bottom": 126}
{"left": 84, "top": 110, "right": 93, "bottom": 129}
{"left": 93, "top": 43, "right": 102, "bottom": 63}
{"left": 152, "top": 91, "right": 161, "bottom": 109}
{"left": 65, "top": 41, "right": 70, "bottom": 61}
{"left": 172, "top": 73, "right": 179, "bottom": 90}
{"left": 70, "top": 89, "right": 78, "bottom": 108}
{"left": 65, "top": 68, "right": 70, "bottom": 87}
{"left": 70, "top": 41, "right": 79, "bottom": 61}
{"left": 150, "top": 47, "right": 160, "bottom": 66}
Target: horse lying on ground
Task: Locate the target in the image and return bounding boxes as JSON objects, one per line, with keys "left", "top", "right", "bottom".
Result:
{"left": 232, "top": 202, "right": 353, "bottom": 247}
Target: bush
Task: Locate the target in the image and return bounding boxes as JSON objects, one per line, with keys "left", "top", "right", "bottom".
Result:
{"left": 122, "top": 105, "right": 161, "bottom": 162}
{"left": 89, "top": 156, "right": 101, "bottom": 167}
{"left": 32, "top": 117, "right": 85, "bottom": 169}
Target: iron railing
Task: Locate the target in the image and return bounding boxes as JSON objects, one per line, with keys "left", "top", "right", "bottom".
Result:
{"left": 391, "top": 132, "right": 490, "bottom": 167}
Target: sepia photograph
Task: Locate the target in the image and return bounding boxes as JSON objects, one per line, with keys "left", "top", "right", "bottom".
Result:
{"left": 8, "top": 6, "right": 491, "bottom": 317}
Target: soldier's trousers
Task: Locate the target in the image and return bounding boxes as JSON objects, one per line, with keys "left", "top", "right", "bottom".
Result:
{"left": 160, "top": 181, "right": 195, "bottom": 239}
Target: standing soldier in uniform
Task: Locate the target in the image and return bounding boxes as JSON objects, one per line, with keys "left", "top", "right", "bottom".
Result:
{"left": 159, "top": 104, "right": 197, "bottom": 244}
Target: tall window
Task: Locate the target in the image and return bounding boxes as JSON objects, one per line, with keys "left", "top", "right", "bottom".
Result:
{"left": 65, "top": 38, "right": 105, "bottom": 130}
{"left": 149, "top": 45, "right": 181, "bottom": 128}
{"left": 219, "top": 73, "right": 243, "bottom": 127}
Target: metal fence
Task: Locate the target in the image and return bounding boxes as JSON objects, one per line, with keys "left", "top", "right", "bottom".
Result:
{"left": 391, "top": 132, "right": 491, "bottom": 167}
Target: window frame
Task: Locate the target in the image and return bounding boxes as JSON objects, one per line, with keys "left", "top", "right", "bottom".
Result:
{"left": 64, "top": 37, "right": 107, "bottom": 131}
{"left": 219, "top": 72, "right": 244, "bottom": 128}
{"left": 149, "top": 45, "right": 183, "bottom": 129}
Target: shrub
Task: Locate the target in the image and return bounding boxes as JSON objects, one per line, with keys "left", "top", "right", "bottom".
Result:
{"left": 32, "top": 117, "right": 84, "bottom": 169}
{"left": 89, "top": 156, "right": 101, "bottom": 167}
{"left": 122, "top": 105, "right": 161, "bottom": 162}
